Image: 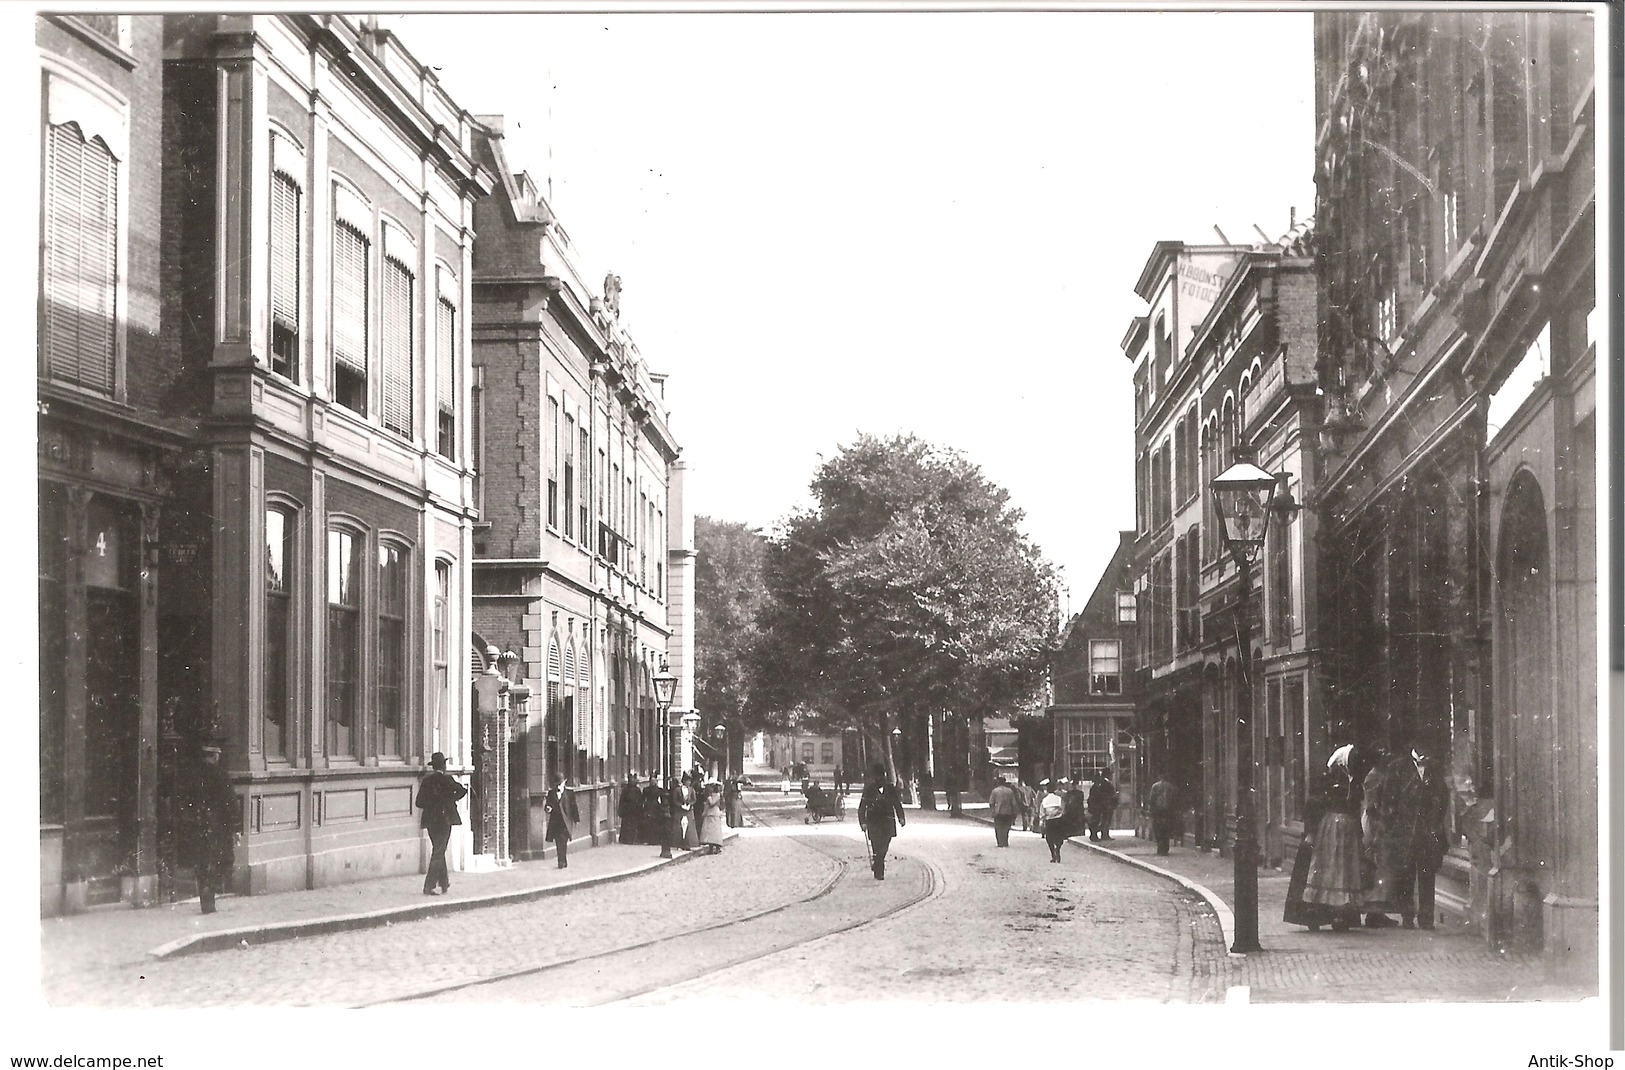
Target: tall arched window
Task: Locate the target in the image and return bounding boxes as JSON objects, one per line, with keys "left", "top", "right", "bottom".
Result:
{"left": 376, "top": 541, "right": 408, "bottom": 757}
{"left": 264, "top": 504, "right": 296, "bottom": 760}
{"left": 326, "top": 527, "right": 363, "bottom": 757}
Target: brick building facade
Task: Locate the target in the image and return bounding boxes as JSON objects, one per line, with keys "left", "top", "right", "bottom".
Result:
{"left": 469, "top": 118, "right": 688, "bottom": 858}
{"left": 39, "top": 13, "right": 493, "bottom": 912}
{"left": 1121, "top": 235, "right": 1324, "bottom": 865}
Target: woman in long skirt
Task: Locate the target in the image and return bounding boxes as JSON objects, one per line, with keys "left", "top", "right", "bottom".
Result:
{"left": 699, "top": 782, "right": 726, "bottom": 854}
{"left": 725, "top": 777, "right": 746, "bottom": 828}
{"left": 1298, "top": 744, "right": 1368, "bottom": 931}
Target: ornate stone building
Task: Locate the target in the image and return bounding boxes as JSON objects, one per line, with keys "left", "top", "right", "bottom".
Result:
{"left": 1312, "top": 11, "right": 1596, "bottom": 977}
{"left": 469, "top": 118, "right": 688, "bottom": 859}
{"left": 39, "top": 13, "right": 492, "bottom": 912}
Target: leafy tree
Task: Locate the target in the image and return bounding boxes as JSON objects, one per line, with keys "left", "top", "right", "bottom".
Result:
{"left": 693, "top": 517, "right": 770, "bottom": 770}
{"left": 750, "top": 434, "right": 1060, "bottom": 811}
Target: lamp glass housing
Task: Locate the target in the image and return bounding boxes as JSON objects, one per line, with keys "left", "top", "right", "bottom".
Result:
{"left": 1210, "top": 460, "right": 1279, "bottom": 565}
{"left": 653, "top": 665, "right": 677, "bottom": 709}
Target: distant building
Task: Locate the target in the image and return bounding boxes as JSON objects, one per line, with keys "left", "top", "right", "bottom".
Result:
{"left": 1047, "top": 533, "right": 1140, "bottom": 828}
{"left": 1118, "top": 229, "right": 1323, "bottom": 862}
{"left": 468, "top": 118, "right": 686, "bottom": 856}
{"left": 1312, "top": 11, "right": 1596, "bottom": 977}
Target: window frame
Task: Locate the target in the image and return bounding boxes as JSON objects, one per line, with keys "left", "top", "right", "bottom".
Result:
{"left": 41, "top": 74, "right": 127, "bottom": 401}
{"left": 375, "top": 537, "right": 410, "bottom": 759}
{"left": 1088, "top": 639, "right": 1123, "bottom": 695}
{"left": 330, "top": 212, "right": 371, "bottom": 416}
{"left": 325, "top": 524, "right": 365, "bottom": 759}
{"left": 264, "top": 501, "right": 299, "bottom": 763}
{"left": 379, "top": 253, "right": 414, "bottom": 439}
{"left": 435, "top": 286, "right": 456, "bottom": 461}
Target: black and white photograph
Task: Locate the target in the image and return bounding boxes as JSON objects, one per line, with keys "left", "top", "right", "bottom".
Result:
{"left": 9, "top": 0, "right": 1615, "bottom": 1064}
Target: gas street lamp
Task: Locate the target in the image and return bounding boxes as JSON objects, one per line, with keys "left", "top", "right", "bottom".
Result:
{"left": 652, "top": 658, "right": 678, "bottom": 859}
{"left": 652, "top": 658, "right": 677, "bottom": 783}
{"left": 712, "top": 723, "right": 728, "bottom": 779}
{"left": 1209, "top": 449, "right": 1280, "bottom": 955}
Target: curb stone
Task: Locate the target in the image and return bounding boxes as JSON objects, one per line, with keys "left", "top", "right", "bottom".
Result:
{"left": 148, "top": 833, "right": 738, "bottom": 960}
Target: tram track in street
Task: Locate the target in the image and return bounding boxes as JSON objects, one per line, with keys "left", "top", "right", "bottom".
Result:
{"left": 360, "top": 792, "right": 942, "bottom": 1007}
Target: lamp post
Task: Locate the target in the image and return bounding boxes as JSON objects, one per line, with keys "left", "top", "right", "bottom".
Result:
{"left": 1209, "top": 449, "right": 1279, "bottom": 955}
{"left": 712, "top": 723, "right": 728, "bottom": 780}
{"left": 652, "top": 658, "right": 677, "bottom": 786}
{"left": 652, "top": 658, "right": 677, "bottom": 859}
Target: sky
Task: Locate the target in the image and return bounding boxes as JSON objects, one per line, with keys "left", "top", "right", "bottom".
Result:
{"left": 390, "top": 7, "right": 1317, "bottom": 611}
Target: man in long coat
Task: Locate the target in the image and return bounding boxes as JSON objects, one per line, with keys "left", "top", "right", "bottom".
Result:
{"left": 1148, "top": 774, "right": 1179, "bottom": 855}
{"left": 857, "top": 763, "right": 907, "bottom": 879}
{"left": 181, "top": 737, "right": 239, "bottom": 913}
{"left": 1087, "top": 768, "right": 1119, "bottom": 842}
{"left": 1362, "top": 739, "right": 1450, "bottom": 929}
{"left": 416, "top": 751, "right": 467, "bottom": 895}
{"left": 618, "top": 773, "right": 644, "bottom": 844}
{"left": 545, "top": 773, "right": 581, "bottom": 868}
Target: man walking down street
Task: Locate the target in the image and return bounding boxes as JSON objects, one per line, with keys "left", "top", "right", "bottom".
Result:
{"left": 545, "top": 773, "right": 580, "bottom": 869}
{"left": 858, "top": 763, "right": 907, "bottom": 880}
{"left": 987, "top": 775, "right": 1021, "bottom": 847}
{"left": 416, "top": 751, "right": 466, "bottom": 896}
{"left": 1039, "top": 780, "right": 1068, "bottom": 863}
{"left": 1148, "top": 773, "right": 1178, "bottom": 855}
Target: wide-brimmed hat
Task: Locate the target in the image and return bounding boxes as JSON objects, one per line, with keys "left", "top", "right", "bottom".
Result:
{"left": 429, "top": 751, "right": 448, "bottom": 769}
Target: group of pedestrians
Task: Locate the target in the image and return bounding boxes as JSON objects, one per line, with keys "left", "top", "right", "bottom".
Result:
{"left": 1287, "top": 735, "right": 1452, "bottom": 932}
{"left": 1022, "top": 770, "right": 1118, "bottom": 862}
{"left": 615, "top": 767, "right": 739, "bottom": 858}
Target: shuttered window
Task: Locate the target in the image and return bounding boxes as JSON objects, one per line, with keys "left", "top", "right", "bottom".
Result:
{"left": 269, "top": 172, "right": 300, "bottom": 379}
{"left": 381, "top": 257, "right": 412, "bottom": 437}
{"left": 331, "top": 220, "right": 368, "bottom": 414}
{"left": 576, "top": 640, "right": 592, "bottom": 747}
{"left": 42, "top": 123, "right": 117, "bottom": 394}
{"left": 436, "top": 297, "right": 455, "bottom": 460}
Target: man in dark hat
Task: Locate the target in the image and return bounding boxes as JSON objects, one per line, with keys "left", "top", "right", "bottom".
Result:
{"left": 857, "top": 763, "right": 906, "bottom": 880}
{"left": 416, "top": 751, "right": 467, "bottom": 895}
{"left": 618, "top": 772, "right": 644, "bottom": 844}
{"left": 1362, "top": 736, "right": 1450, "bottom": 929}
{"left": 182, "top": 735, "right": 239, "bottom": 913}
{"left": 1087, "top": 767, "right": 1119, "bottom": 841}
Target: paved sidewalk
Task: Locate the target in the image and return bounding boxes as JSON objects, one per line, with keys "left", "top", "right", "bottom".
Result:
{"left": 961, "top": 812, "right": 1593, "bottom": 1002}
{"left": 40, "top": 835, "right": 730, "bottom": 984}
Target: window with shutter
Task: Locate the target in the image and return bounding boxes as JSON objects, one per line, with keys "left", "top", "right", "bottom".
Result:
{"left": 43, "top": 123, "right": 117, "bottom": 395}
{"left": 576, "top": 640, "right": 591, "bottom": 748}
{"left": 436, "top": 297, "right": 455, "bottom": 460}
{"left": 381, "top": 257, "right": 413, "bottom": 437}
{"left": 269, "top": 172, "right": 300, "bottom": 380}
{"left": 331, "top": 220, "right": 368, "bottom": 414}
